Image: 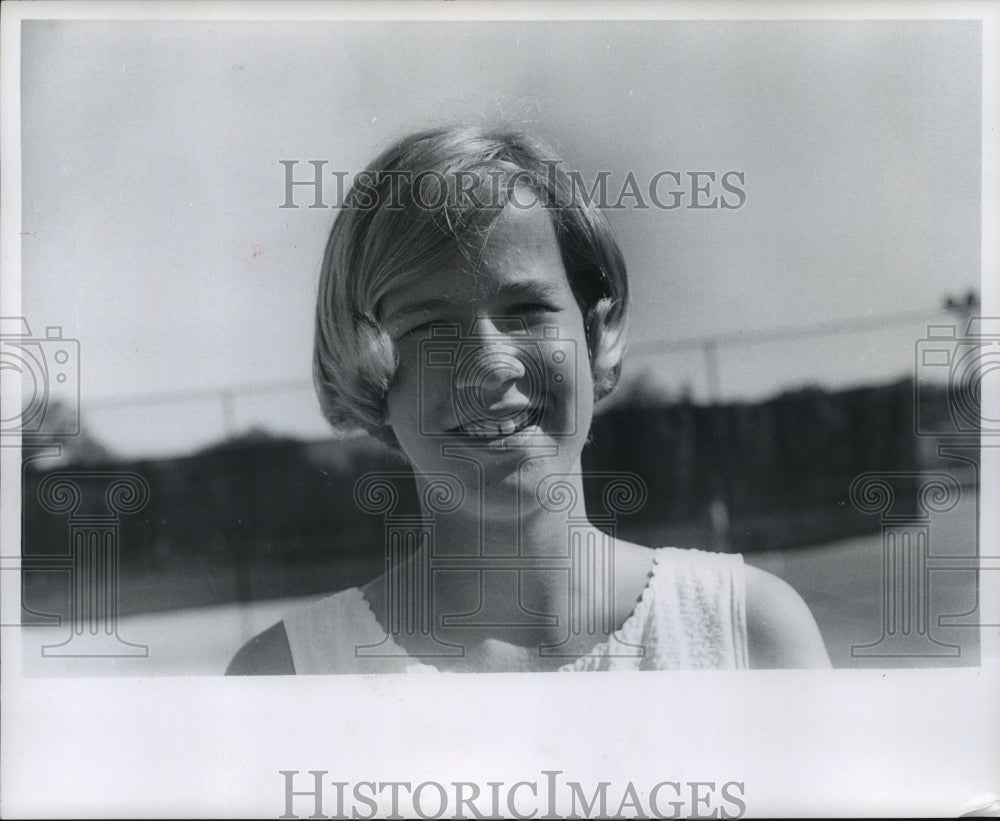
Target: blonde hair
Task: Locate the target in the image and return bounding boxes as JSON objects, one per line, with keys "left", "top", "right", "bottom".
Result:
{"left": 313, "top": 126, "right": 629, "bottom": 449}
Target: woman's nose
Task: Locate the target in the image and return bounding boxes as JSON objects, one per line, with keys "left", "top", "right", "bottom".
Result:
{"left": 455, "top": 343, "right": 526, "bottom": 402}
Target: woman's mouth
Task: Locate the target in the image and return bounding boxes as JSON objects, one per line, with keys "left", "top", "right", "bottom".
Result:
{"left": 465, "top": 423, "right": 543, "bottom": 449}
{"left": 448, "top": 411, "right": 541, "bottom": 442}
{"left": 462, "top": 419, "right": 528, "bottom": 438}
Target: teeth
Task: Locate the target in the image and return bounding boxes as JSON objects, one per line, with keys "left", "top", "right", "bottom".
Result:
{"left": 462, "top": 418, "right": 526, "bottom": 438}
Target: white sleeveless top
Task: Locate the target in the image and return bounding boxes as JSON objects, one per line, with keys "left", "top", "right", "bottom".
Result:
{"left": 282, "top": 546, "right": 748, "bottom": 673}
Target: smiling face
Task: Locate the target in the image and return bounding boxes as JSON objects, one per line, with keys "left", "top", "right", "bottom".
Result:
{"left": 380, "top": 201, "right": 594, "bottom": 501}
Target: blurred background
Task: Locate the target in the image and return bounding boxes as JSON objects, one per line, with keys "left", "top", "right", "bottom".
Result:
{"left": 12, "top": 19, "right": 986, "bottom": 673}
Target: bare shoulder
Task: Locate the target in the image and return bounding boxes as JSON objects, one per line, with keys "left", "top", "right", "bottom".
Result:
{"left": 743, "top": 564, "right": 831, "bottom": 669}
{"left": 225, "top": 621, "right": 295, "bottom": 675}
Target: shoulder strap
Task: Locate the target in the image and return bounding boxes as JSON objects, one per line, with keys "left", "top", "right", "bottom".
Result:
{"left": 283, "top": 588, "right": 424, "bottom": 674}
{"left": 640, "top": 547, "right": 749, "bottom": 669}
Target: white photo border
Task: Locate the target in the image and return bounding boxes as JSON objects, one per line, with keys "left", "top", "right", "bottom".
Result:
{"left": 1, "top": 1, "right": 998, "bottom": 818}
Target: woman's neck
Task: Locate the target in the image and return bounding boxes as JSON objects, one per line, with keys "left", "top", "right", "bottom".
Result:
{"left": 389, "top": 465, "right": 609, "bottom": 653}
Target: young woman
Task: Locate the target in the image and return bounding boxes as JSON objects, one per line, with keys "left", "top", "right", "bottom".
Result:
{"left": 227, "top": 126, "right": 830, "bottom": 674}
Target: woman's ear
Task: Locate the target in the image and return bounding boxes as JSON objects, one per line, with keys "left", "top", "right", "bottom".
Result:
{"left": 586, "top": 296, "right": 628, "bottom": 401}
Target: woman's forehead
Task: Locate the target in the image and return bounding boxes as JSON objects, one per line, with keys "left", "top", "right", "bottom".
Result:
{"left": 474, "top": 199, "right": 562, "bottom": 271}
{"left": 378, "top": 203, "right": 569, "bottom": 316}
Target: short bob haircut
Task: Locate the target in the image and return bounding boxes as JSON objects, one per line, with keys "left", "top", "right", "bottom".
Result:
{"left": 313, "top": 125, "right": 629, "bottom": 450}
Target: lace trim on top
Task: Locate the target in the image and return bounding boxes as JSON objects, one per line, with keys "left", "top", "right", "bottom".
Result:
{"left": 351, "top": 547, "right": 668, "bottom": 673}
{"left": 284, "top": 546, "right": 747, "bottom": 673}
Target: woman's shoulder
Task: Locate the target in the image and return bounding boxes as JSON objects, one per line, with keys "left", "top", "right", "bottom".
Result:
{"left": 226, "top": 587, "right": 376, "bottom": 676}
{"left": 225, "top": 621, "right": 295, "bottom": 675}
{"left": 639, "top": 543, "right": 830, "bottom": 669}
{"left": 743, "top": 564, "right": 831, "bottom": 668}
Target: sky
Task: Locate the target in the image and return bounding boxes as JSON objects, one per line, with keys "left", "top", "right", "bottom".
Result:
{"left": 15, "top": 19, "right": 985, "bottom": 458}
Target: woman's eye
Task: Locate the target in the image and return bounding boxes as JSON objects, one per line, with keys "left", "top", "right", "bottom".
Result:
{"left": 512, "top": 301, "right": 557, "bottom": 316}
{"left": 404, "top": 320, "right": 444, "bottom": 338}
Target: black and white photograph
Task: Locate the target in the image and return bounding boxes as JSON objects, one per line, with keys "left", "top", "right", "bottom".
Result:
{"left": 2, "top": 1, "right": 998, "bottom": 817}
